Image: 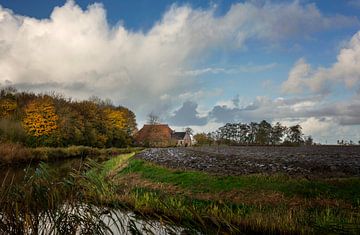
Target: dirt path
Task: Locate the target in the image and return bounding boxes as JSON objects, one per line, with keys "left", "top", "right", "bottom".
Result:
{"left": 135, "top": 146, "right": 360, "bottom": 178}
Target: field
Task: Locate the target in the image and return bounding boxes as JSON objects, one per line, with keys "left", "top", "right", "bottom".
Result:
{"left": 1, "top": 146, "right": 360, "bottom": 234}
{"left": 113, "top": 146, "right": 360, "bottom": 234}
{"left": 135, "top": 146, "right": 360, "bottom": 178}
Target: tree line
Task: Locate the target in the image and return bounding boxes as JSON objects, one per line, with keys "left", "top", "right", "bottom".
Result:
{"left": 0, "top": 87, "right": 137, "bottom": 147}
{"left": 194, "top": 120, "right": 313, "bottom": 146}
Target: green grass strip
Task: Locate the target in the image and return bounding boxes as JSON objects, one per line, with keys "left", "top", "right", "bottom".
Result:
{"left": 120, "top": 159, "right": 360, "bottom": 204}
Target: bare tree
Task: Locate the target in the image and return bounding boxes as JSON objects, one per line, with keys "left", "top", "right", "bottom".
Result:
{"left": 184, "top": 127, "right": 193, "bottom": 135}
{"left": 147, "top": 112, "right": 160, "bottom": 125}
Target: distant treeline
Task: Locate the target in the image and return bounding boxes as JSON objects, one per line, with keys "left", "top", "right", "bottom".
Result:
{"left": 194, "top": 120, "right": 313, "bottom": 146}
{"left": 0, "top": 87, "right": 137, "bottom": 148}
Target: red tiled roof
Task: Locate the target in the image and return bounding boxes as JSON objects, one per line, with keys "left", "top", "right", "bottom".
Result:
{"left": 135, "top": 124, "right": 173, "bottom": 147}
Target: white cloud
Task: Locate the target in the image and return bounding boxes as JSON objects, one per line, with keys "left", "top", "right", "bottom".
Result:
{"left": 283, "top": 31, "right": 360, "bottom": 94}
{"left": 177, "top": 63, "right": 277, "bottom": 77}
{"left": 281, "top": 58, "right": 312, "bottom": 93}
{"left": 0, "top": 0, "right": 357, "bottom": 122}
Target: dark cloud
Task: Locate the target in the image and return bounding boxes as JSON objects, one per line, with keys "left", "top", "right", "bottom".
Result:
{"left": 209, "top": 105, "right": 240, "bottom": 123}
{"left": 168, "top": 101, "right": 207, "bottom": 126}
{"left": 14, "top": 82, "right": 62, "bottom": 90}
{"left": 206, "top": 95, "right": 360, "bottom": 127}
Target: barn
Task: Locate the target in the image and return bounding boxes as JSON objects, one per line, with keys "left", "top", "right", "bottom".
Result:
{"left": 135, "top": 124, "right": 192, "bottom": 147}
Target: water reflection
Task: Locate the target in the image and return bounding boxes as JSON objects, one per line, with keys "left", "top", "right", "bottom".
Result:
{"left": 0, "top": 158, "right": 194, "bottom": 235}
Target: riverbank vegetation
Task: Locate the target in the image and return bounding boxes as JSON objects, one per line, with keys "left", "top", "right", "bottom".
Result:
{"left": 0, "top": 87, "right": 137, "bottom": 148}
{"left": 1, "top": 152, "right": 359, "bottom": 234}
{"left": 0, "top": 156, "right": 127, "bottom": 234}
{"left": 0, "top": 142, "right": 142, "bottom": 164}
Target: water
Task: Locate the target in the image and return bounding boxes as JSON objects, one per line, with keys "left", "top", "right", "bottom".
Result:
{"left": 0, "top": 157, "right": 87, "bottom": 186}
{"left": 0, "top": 157, "right": 192, "bottom": 234}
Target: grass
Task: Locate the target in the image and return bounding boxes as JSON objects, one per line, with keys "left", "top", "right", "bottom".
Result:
{"left": 0, "top": 152, "right": 148, "bottom": 234}
{"left": 114, "top": 157, "right": 360, "bottom": 234}
{"left": 0, "top": 161, "right": 122, "bottom": 234}
{"left": 1, "top": 152, "right": 359, "bottom": 234}
{"left": 0, "top": 142, "right": 143, "bottom": 164}
{"left": 121, "top": 159, "right": 360, "bottom": 204}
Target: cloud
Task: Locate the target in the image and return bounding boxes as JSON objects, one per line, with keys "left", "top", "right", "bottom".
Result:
{"left": 177, "top": 63, "right": 277, "bottom": 77}
{"left": 203, "top": 94, "right": 360, "bottom": 143}
{"left": 168, "top": 101, "right": 207, "bottom": 126}
{"left": 0, "top": 0, "right": 357, "bottom": 123}
{"left": 281, "top": 58, "right": 312, "bottom": 93}
{"left": 349, "top": 0, "right": 360, "bottom": 8}
{"left": 225, "top": 1, "right": 358, "bottom": 42}
{"left": 282, "top": 31, "right": 360, "bottom": 94}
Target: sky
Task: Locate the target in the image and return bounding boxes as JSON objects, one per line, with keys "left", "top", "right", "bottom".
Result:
{"left": 1, "top": 0, "right": 360, "bottom": 143}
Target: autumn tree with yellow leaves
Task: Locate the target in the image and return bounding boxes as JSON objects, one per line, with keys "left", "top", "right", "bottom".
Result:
{"left": 0, "top": 99, "right": 17, "bottom": 119}
{"left": 0, "top": 88, "right": 137, "bottom": 148}
{"left": 22, "top": 97, "right": 59, "bottom": 146}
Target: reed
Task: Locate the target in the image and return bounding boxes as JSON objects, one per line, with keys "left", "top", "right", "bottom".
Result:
{"left": 0, "top": 142, "right": 143, "bottom": 164}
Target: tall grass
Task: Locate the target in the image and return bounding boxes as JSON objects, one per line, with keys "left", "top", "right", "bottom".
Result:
{"left": 0, "top": 162, "right": 122, "bottom": 234}
{"left": 0, "top": 153, "right": 183, "bottom": 234}
{"left": 0, "top": 143, "right": 31, "bottom": 163}
{"left": 0, "top": 142, "right": 143, "bottom": 164}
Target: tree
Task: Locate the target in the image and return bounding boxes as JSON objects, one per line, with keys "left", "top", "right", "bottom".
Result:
{"left": 271, "top": 122, "right": 286, "bottom": 145}
{"left": 22, "top": 97, "right": 59, "bottom": 146}
{"left": 0, "top": 89, "right": 137, "bottom": 148}
{"left": 256, "top": 120, "right": 272, "bottom": 145}
{"left": 147, "top": 112, "right": 160, "bottom": 125}
{"left": 74, "top": 100, "right": 111, "bottom": 147}
{"left": 248, "top": 122, "right": 259, "bottom": 144}
{"left": 286, "top": 124, "right": 304, "bottom": 145}
{"left": 0, "top": 98, "right": 17, "bottom": 119}
{"left": 104, "top": 107, "right": 131, "bottom": 147}
{"left": 184, "top": 127, "right": 193, "bottom": 135}
{"left": 194, "top": 133, "right": 212, "bottom": 146}
{"left": 304, "top": 136, "right": 313, "bottom": 146}
{"left": 118, "top": 107, "right": 137, "bottom": 135}
{"left": 55, "top": 102, "right": 84, "bottom": 146}
{"left": 239, "top": 123, "right": 250, "bottom": 144}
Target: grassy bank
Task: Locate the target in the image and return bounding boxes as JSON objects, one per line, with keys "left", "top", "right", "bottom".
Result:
{"left": 0, "top": 142, "right": 143, "bottom": 164}
{"left": 0, "top": 153, "right": 141, "bottom": 234}
{"left": 2, "top": 152, "right": 359, "bottom": 234}
{"left": 111, "top": 158, "right": 360, "bottom": 234}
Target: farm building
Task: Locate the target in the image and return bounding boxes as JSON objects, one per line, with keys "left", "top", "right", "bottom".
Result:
{"left": 171, "top": 131, "right": 192, "bottom": 147}
{"left": 135, "top": 124, "right": 192, "bottom": 147}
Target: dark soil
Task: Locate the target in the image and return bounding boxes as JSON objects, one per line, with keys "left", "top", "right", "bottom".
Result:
{"left": 135, "top": 146, "right": 360, "bottom": 178}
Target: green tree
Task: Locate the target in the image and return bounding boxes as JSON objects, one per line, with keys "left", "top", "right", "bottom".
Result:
{"left": 256, "top": 120, "right": 272, "bottom": 145}
{"left": 286, "top": 124, "right": 304, "bottom": 145}
{"left": 304, "top": 136, "right": 313, "bottom": 146}
{"left": 271, "top": 122, "right": 286, "bottom": 145}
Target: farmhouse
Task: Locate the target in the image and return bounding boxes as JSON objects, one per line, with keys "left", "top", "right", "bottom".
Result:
{"left": 171, "top": 131, "right": 192, "bottom": 147}
{"left": 135, "top": 124, "right": 192, "bottom": 147}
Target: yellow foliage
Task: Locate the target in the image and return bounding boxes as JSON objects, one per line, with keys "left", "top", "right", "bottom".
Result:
{"left": 104, "top": 108, "right": 127, "bottom": 130}
{"left": 22, "top": 98, "right": 59, "bottom": 137}
{"left": 0, "top": 99, "right": 17, "bottom": 118}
